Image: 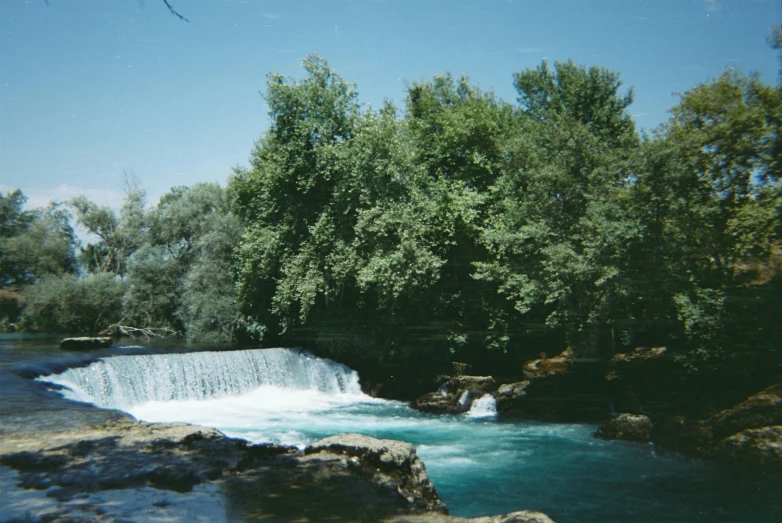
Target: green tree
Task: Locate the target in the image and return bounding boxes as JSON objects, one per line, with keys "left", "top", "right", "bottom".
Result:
{"left": 1, "top": 198, "right": 77, "bottom": 286}
{"left": 21, "top": 272, "right": 124, "bottom": 334}
{"left": 123, "top": 182, "right": 244, "bottom": 341}
{"left": 70, "top": 176, "right": 147, "bottom": 276}
{"left": 626, "top": 66, "right": 781, "bottom": 368}
{"left": 474, "top": 60, "right": 640, "bottom": 355}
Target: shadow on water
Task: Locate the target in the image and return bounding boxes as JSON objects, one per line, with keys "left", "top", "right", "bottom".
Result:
{"left": 223, "top": 464, "right": 408, "bottom": 523}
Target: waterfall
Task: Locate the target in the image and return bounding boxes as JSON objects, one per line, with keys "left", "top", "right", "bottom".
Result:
{"left": 466, "top": 394, "right": 497, "bottom": 418}
{"left": 38, "top": 348, "right": 363, "bottom": 411}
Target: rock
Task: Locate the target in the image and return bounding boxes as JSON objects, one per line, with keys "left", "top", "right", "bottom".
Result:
{"left": 595, "top": 413, "right": 654, "bottom": 443}
{"left": 385, "top": 509, "right": 558, "bottom": 522}
{"left": 306, "top": 433, "right": 447, "bottom": 513}
{"left": 445, "top": 375, "right": 495, "bottom": 392}
{"left": 0, "top": 419, "right": 560, "bottom": 523}
{"left": 60, "top": 337, "right": 112, "bottom": 350}
{"left": 413, "top": 391, "right": 465, "bottom": 414}
{"left": 705, "top": 384, "right": 782, "bottom": 440}
{"left": 713, "top": 426, "right": 782, "bottom": 468}
{"left": 651, "top": 415, "right": 713, "bottom": 454}
{"left": 522, "top": 349, "right": 573, "bottom": 380}
{"left": 498, "top": 352, "right": 609, "bottom": 421}
{"left": 497, "top": 381, "right": 531, "bottom": 400}
{"left": 411, "top": 376, "right": 495, "bottom": 414}
{"left": 492, "top": 512, "right": 558, "bottom": 523}
{"left": 606, "top": 346, "right": 668, "bottom": 380}
{"left": 604, "top": 346, "right": 690, "bottom": 417}
{"left": 452, "top": 361, "right": 471, "bottom": 376}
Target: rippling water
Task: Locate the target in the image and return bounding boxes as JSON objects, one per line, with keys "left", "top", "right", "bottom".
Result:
{"left": 27, "top": 346, "right": 782, "bottom": 522}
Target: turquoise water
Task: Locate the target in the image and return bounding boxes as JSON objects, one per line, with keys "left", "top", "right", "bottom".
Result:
{"left": 36, "top": 348, "right": 782, "bottom": 522}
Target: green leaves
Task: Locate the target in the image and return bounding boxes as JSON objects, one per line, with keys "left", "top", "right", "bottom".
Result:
{"left": 513, "top": 59, "right": 637, "bottom": 151}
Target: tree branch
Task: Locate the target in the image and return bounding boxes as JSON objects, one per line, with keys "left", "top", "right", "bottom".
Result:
{"left": 162, "top": 0, "right": 189, "bottom": 22}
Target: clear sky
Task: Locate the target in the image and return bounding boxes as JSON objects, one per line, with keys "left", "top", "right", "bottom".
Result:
{"left": 1, "top": 0, "right": 780, "bottom": 209}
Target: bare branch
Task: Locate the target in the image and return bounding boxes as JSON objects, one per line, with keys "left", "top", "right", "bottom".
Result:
{"left": 162, "top": 0, "right": 189, "bottom": 22}
{"left": 101, "top": 319, "right": 182, "bottom": 339}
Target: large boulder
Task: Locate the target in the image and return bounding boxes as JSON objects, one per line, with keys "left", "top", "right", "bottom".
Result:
{"left": 305, "top": 433, "right": 446, "bottom": 513}
{"left": 648, "top": 384, "right": 782, "bottom": 468}
{"left": 713, "top": 426, "right": 782, "bottom": 468}
{"left": 595, "top": 413, "right": 653, "bottom": 443}
{"left": 705, "top": 384, "right": 782, "bottom": 440}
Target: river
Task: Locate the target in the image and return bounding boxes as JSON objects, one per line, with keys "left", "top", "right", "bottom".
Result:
{"left": 2, "top": 336, "right": 779, "bottom": 522}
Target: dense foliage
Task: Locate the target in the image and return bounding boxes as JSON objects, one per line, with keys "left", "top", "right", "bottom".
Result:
{"left": 1, "top": 182, "right": 246, "bottom": 341}
{"left": 226, "top": 50, "right": 780, "bottom": 389}
{"left": 2, "top": 40, "right": 780, "bottom": 394}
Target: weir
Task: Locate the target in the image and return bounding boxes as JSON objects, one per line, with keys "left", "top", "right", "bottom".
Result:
{"left": 38, "top": 348, "right": 363, "bottom": 411}
{"left": 25, "top": 344, "right": 780, "bottom": 522}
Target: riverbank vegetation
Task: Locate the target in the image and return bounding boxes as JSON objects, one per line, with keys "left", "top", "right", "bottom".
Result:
{"left": 2, "top": 29, "right": 781, "bottom": 405}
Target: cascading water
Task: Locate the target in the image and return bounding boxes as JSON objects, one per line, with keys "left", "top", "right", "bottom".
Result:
{"left": 39, "top": 348, "right": 362, "bottom": 410}
{"left": 38, "top": 347, "right": 781, "bottom": 523}
{"left": 466, "top": 394, "right": 497, "bottom": 418}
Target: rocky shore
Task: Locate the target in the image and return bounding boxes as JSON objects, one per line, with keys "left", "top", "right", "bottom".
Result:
{"left": 411, "top": 347, "right": 782, "bottom": 469}
{"left": 0, "top": 418, "right": 556, "bottom": 523}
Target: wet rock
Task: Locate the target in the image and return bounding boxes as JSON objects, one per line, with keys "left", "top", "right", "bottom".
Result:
{"left": 0, "top": 418, "right": 560, "bottom": 523}
{"left": 60, "top": 337, "right": 112, "bottom": 350}
{"left": 385, "top": 509, "right": 557, "bottom": 522}
{"left": 648, "top": 385, "right": 782, "bottom": 468}
{"left": 595, "top": 414, "right": 654, "bottom": 443}
{"left": 604, "top": 346, "right": 689, "bottom": 417}
{"left": 496, "top": 381, "right": 531, "bottom": 402}
{"left": 498, "top": 352, "right": 609, "bottom": 421}
{"left": 306, "top": 433, "right": 447, "bottom": 513}
{"left": 522, "top": 349, "right": 573, "bottom": 380}
{"left": 651, "top": 415, "right": 713, "bottom": 454}
{"left": 705, "top": 384, "right": 782, "bottom": 440}
{"left": 713, "top": 426, "right": 782, "bottom": 468}
{"left": 411, "top": 376, "right": 495, "bottom": 414}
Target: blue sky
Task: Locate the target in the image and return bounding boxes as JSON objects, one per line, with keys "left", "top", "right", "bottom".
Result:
{"left": 1, "top": 0, "right": 780, "bottom": 209}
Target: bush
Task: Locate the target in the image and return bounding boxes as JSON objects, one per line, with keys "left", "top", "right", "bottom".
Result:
{"left": 21, "top": 273, "right": 125, "bottom": 334}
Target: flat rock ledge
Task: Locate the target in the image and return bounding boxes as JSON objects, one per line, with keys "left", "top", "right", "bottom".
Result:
{"left": 0, "top": 419, "right": 557, "bottom": 523}
{"left": 59, "top": 336, "right": 112, "bottom": 350}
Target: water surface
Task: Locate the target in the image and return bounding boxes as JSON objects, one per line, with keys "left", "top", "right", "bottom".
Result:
{"left": 33, "top": 347, "right": 781, "bottom": 522}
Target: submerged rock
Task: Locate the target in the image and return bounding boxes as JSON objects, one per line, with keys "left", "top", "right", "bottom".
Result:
{"left": 595, "top": 413, "right": 654, "bottom": 443}
{"left": 60, "top": 337, "right": 112, "bottom": 350}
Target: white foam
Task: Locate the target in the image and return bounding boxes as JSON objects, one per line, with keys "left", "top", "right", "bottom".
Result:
{"left": 465, "top": 394, "right": 497, "bottom": 418}
{"left": 39, "top": 348, "right": 364, "bottom": 410}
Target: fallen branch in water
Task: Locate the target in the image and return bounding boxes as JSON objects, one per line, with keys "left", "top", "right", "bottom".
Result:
{"left": 101, "top": 321, "right": 182, "bottom": 340}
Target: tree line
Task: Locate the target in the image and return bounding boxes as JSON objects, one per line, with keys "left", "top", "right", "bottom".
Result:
{"left": 2, "top": 34, "right": 780, "bottom": 390}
